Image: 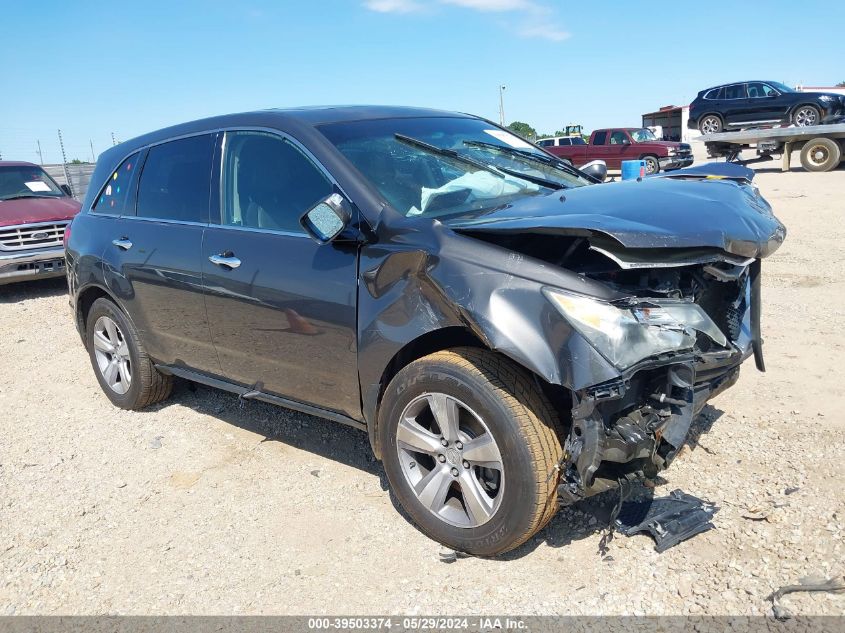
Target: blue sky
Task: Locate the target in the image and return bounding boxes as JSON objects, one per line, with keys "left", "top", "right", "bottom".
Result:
{"left": 1, "top": 0, "right": 843, "bottom": 163}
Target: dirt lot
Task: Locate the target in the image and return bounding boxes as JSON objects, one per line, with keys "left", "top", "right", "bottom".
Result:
{"left": 1, "top": 153, "right": 843, "bottom": 616}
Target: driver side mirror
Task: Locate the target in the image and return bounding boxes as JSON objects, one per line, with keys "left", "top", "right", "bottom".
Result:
{"left": 580, "top": 160, "right": 607, "bottom": 183}
{"left": 300, "top": 193, "right": 352, "bottom": 244}
{"left": 60, "top": 184, "right": 72, "bottom": 196}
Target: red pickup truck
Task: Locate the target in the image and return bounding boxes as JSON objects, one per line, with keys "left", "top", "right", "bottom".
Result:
{"left": 545, "top": 128, "right": 693, "bottom": 174}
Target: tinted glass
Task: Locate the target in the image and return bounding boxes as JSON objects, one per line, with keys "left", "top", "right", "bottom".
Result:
{"left": 703, "top": 88, "right": 722, "bottom": 100}
{"left": 93, "top": 152, "right": 140, "bottom": 214}
{"left": 572, "top": 137, "right": 587, "bottom": 145}
{"left": 724, "top": 84, "right": 747, "bottom": 99}
{"left": 536, "top": 139, "right": 553, "bottom": 147}
{"left": 559, "top": 138, "right": 571, "bottom": 146}
{"left": 593, "top": 131, "right": 607, "bottom": 145}
{"left": 136, "top": 134, "right": 214, "bottom": 223}
{"left": 609, "top": 131, "right": 628, "bottom": 145}
{"left": 222, "top": 131, "right": 332, "bottom": 233}
{"left": 0, "top": 165, "right": 64, "bottom": 201}
{"left": 747, "top": 82, "right": 778, "bottom": 98}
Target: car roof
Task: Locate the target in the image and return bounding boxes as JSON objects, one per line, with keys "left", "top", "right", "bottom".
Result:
{"left": 0, "top": 161, "right": 41, "bottom": 168}
{"left": 700, "top": 80, "right": 779, "bottom": 92}
{"left": 114, "top": 105, "right": 474, "bottom": 152}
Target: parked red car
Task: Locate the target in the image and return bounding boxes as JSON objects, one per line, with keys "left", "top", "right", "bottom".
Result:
{"left": 545, "top": 128, "right": 693, "bottom": 174}
{"left": 0, "top": 161, "right": 80, "bottom": 285}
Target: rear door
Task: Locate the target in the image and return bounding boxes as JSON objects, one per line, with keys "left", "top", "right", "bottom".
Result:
{"left": 722, "top": 83, "right": 750, "bottom": 125}
{"left": 201, "top": 130, "right": 360, "bottom": 417}
{"left": 101, "top": 133, "right": 219, "bottom": 372}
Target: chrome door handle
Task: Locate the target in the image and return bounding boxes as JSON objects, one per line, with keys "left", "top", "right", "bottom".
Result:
{"left": 209, "top": 253, "right": 241, "bottom": 269}
{"left": 112, "top": 238, "right": 133, "bottom": 250}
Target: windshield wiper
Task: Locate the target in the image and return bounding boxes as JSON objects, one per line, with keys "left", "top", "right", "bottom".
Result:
{"left": 463, "top": 140, "right": 583, "bottom": 177}
{"left": 395, "top": 134, "right": 562, "bottom": 191}
{"left": 0, "top": 194, "right": 54, "bottom": 201}
{"left": 394, "top": 134, "right": 496, "bottom": 173}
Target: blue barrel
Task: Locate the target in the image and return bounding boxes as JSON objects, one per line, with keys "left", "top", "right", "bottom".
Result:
{"left": 621, "top": 159, "right": 646, "bottom": 181}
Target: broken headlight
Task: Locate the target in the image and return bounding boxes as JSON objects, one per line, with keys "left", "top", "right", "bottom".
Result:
{"left": 543, "top": 288, "right": 727, "bottom": 369}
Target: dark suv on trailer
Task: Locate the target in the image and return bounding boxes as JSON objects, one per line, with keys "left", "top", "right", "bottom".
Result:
{"left": 67, "top": 107, "right": 785, "bottom": 556}
{"left": 689, "top": 81, "right": 845, "bottom": 134}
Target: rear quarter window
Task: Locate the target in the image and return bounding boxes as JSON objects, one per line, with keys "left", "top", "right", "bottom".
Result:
{"left": 703, "top": 88, "right": 723, "bottom": 100}
{"left": 136, "top": 134, "right": 214, "bottom": 223}
{"left": 92, "top": 153, "right": 140, "bottom": 214}
{"left": 592, "top": 131, "right": 608, "bottom": 145}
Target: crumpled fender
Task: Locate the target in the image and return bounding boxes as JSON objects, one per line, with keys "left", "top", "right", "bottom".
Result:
{"left": 357, "top": 217, "right": 620, "bottom": 433}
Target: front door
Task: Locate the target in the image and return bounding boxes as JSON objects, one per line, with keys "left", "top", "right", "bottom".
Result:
{"left": 201, "top": 131, "right": 360, "bottom": 417}
{"left": 101, "top": 134, "right": 219, "bottom": 372}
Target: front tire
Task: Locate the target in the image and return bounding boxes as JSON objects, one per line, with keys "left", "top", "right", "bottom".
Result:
{"left": 86, "top": 297, "right": 172, "bottom": 410}
{"left": 378, "top": 348, "right": 563, "bottom": 556}
{"left": 642, "top": 155, "right": 660, "bottom": 175}
{"left": 793, "top": 105, "right": 820, "bottom": 127}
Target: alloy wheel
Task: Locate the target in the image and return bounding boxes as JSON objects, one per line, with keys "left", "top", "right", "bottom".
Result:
{"left": 701, "top": 116, "right": 721, "bottom": 134}
{"left": 794, "top": 107, "right": 818, "bottom": 127}
{"left": 92, "top": 316, "right": 132, "bottom": 394}
{"left": 396, "top": 393, "right": 504, "bottom": 528}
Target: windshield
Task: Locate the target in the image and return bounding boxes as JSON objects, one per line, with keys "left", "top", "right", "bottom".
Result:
{"left": 0, "top": 165, "right": 64, "bottom": 201}
{"left": 319, "top": 117, "right": 591, "bottom": 220}
{"left": 629, "top": 128, "right": 658, "bottom": 142}
{"left": 769, "top": 81, "right": 795, "bottom": 93}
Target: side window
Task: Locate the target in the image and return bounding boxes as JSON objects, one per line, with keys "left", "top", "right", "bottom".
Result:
{"left": 136, "top": 134, "right": 214, "bottom": 223}
{"left": 724, "top": 84, "right": 747, "bottom": 100}
{"left": 560, "top": 138, "right": 571, "bottom": 146}
{"left": 703, "top": 88, "right": 723, "bottom": 100}
{"left": 609, "top": 131, "right": 629, "bottom": 145}
{"left": 93, "top": 152, "right": 140, "bottom": 214}
{"left": 537, "top": 139, "right": 552, "bottom": 147}
{"left": 221, "top": 131, "right": 333, "bottom": 234}
{"left": 593, "top": 131, "right": 607, "bottom": 145}
{"left": 747, "top": 82, "right": 766, "bottom": 98}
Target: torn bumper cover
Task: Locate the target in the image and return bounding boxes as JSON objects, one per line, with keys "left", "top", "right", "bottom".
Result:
{"left": 554, "top": 261, "right": 764, "bottom": 505}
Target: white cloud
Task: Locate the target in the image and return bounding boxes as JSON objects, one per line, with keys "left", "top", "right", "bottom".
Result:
{"left": 440, "top": 0, "right": 533, "bottom": 11}
{"left": 364, "top": 0, "right": 423, "bottom": 13}
{"left": 517, "top": 23, "right": 570, "bottom": 41}
{"left": 362, "top": 0, "right": 569, "bottom": 42}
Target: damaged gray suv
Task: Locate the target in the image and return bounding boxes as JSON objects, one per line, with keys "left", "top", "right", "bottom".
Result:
{"left": 66, "top": 107, "right": 785, "bottom": 556}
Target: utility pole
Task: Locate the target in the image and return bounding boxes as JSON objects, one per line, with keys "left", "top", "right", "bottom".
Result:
{"left": 498, "top": 85, "right": 507, "bottom": 126}
{"left": 36, "top": 140, "right": 43, "bottom": 164}
{"left": 90, "top": 140, "right": 96, "bottom": 163}
{"left": 57, "top": 129, "right": 74, "bottom": 199}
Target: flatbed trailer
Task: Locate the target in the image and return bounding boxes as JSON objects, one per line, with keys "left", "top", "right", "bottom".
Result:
{"left": 700, "top": 123, "right": 845, "bottom": 172}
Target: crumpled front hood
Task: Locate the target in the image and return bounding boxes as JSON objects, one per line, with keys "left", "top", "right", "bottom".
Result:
{"left": 447, "top": 175, "right": 786, "bottom": 259}
{"left": 0, "top": 196, "right": 81, "bottom": 228}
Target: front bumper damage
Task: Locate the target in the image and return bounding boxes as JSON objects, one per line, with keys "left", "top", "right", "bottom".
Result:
{"left": 556, "top": 259, "right": 763, "bottom": 506}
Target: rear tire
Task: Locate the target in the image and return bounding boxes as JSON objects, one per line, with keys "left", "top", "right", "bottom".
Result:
{"left": 699, "top": 114, "right": 723, "bottom": 135}
{"left": 86, "top": 297, "right": 172, "bottom": 410}
{"left": 799, "top": 137, "right": 842, "bottom": 172}
{"left": 793, "top": 105, "right": 821, "bottom": 127}
{"left": 378, "top": 347, "right": 563, "bottom": 557}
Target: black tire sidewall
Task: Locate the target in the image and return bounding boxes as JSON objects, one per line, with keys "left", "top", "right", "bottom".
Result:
{"left": 379, "top": 357, "right": 546, "bottom": 557}
{"left": 86, "top": 298, "right": 144, "bottom": 409}
{"left": 794, "top": 105, "right": 820, "bottom": 126}
{"left": 644, "top": 156, "right": 659, "bottom": 174}
{"left": 800, "top": 138, "right": 840, "bottom": 172}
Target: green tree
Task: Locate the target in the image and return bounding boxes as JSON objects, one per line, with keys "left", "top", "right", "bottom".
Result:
{"left": 69, "top": 158, "right": 87, "bottom": 164}
{"left": 837, "top": 81, "right": 845, "bottom": 87}
{"left": 506, "top": 121, "right": 537, "bottom": 140}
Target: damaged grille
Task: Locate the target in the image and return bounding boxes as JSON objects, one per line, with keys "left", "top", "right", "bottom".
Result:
{"left": 0, "top": 222, "right": 68, "bottom": 251}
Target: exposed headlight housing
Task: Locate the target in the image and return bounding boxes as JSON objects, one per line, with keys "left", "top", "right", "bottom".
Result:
{"left": 543, "top": 288, "right": 728, "bottom": 369}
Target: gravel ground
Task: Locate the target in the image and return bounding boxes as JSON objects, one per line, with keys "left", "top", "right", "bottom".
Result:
{"left": 1, "top": 154, "right": 843, "bottom": 617}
